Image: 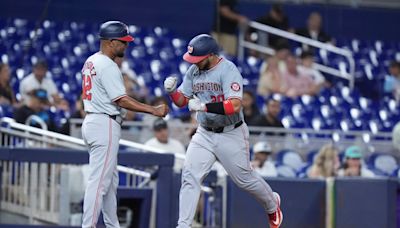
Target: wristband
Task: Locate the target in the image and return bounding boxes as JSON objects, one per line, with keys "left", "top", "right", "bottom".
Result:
{"left": 205, "top": 100, "right": 235, "bottom": 115}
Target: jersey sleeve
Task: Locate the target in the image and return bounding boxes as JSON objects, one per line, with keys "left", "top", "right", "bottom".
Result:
{"left": 222, "top": 64, "right": 243, "bottom": 100}
{"left": 177, "top": 68, "right": 194, "bottom": 97}
{"left": 100, "top": 65, "right": 127, "bottom": 102}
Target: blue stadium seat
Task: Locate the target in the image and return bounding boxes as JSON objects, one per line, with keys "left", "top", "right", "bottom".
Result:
{"left": 367, "top": 153, "right": 398, "bottom": 176}
{"left": 276, "top": 149, "right": 305, "bottom": 172}
{"left": 276, "top": 164, "right": 297, "bottom": 178}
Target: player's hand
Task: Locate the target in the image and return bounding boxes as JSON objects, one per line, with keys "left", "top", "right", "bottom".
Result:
{"left": 152, "top": 104, "right": 169, "bottom": 117}
{"left": 164, "top": 76, "right": 178, "bottom": 93}
{"left": 188, "top": 96, "right": 206, "bottom": 112}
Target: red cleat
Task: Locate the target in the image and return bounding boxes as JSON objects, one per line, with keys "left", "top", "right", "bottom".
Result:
{"left": 268, "top": 192, "right": 283, "bottom": 228}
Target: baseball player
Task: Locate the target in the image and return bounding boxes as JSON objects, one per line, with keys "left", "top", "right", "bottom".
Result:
{"left": 81, "top": 21, "right": 168, "bottom": 228}
{"left": 164, "top": 34, "right": 283, "bottom": 228}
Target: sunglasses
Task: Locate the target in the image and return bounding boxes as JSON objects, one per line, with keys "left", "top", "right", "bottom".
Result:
{"left": 111, "top": 39, "right": 128, "bottom": 45}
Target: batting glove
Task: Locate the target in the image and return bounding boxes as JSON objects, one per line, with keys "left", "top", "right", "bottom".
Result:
{"left": 188, "top": 96, "right": 206, "bottom": 112}
{"left": 164, "top": 76, "right": 178, "bottom": 93}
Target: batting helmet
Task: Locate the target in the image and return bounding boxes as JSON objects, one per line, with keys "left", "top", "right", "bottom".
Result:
{"left": 183, "top": 34, "right": 219, "bottom": 64}
{"left": 99, "top": 21, "right": 134, "bottom": 42}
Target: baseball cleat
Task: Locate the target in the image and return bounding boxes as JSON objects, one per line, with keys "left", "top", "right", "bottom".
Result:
{"left": 268, "top": 192, "right": 283, "bottom": 228}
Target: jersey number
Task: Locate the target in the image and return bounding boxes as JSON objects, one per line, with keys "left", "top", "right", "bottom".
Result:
{"left": 210, "top": 94, "right": 225, "bottom": 102}
{"left": 82, "top": 74, "right": 92, "bottom": 101}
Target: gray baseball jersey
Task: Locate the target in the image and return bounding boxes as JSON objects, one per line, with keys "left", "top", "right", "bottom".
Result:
{"left": 82, "top": 52, "right": 127, "bottom": 117}
{"left": 178, "top": 58, "right": 244, "bottom": 127}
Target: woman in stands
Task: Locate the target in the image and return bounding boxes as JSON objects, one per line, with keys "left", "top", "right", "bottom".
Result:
{"left": 337, "top": 146, "right": 375, "bottom": 178}
{"left": 308, "top": 144, "right": 340, "bottom": 178}
{"left": 0, "top": 63, "right": 17, "bottom": 106}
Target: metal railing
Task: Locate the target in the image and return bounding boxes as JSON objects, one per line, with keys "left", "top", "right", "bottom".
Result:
{"left": 0, "top": 117, "right": 155, "bottom": 225}
{"left": 70, "top": 118, "right": 395, "bottom": 157}
{"left": 238, "top": 21, "right": 356, "bottom": 89}
{"left": 0, "top": 117, "right": 218, "bottom": 226}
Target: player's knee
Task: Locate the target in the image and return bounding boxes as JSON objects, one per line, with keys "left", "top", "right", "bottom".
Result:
{"left": 232, "top": 173, "right": 258, "bottom": 189}
{"left": 181, "top": 167, "right": 203, "bottom": 186}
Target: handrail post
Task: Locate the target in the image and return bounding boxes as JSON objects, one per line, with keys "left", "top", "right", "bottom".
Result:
{"left": 238, "top": 26, "right": 245, "bottom": 62}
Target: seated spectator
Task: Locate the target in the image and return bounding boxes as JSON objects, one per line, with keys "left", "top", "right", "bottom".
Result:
{"left": 249, "top": 98, "right": 284, "bottom": 135}
{"left": 297, "top": 51, "right": 327, "bottom": 93}
{"left": 19, "top": 60, "right": 63, "bottom": 107}
{"left": 308, "top": 144, "right": 339, "bottom": 179}
{"left": 116, "top": 56, "right": 149, "bottom": 101}
{"left": 60, "top": 96, "right": 86, "bottom": 135}
{"left": 259, "top": 41, "right": 290, "bottom": 75}
{"left": 254, "top": 3, "right": 291, "bottom": 49}
{"left": 337, "top": 146, "right": 375, "bottom": 178}
{"left": 145, "top": 118, "right": 186, "bottom": 172}
{"left": 14, "top": 89, "right": 58, "bottom": 132}
{"left": 280, "top": 55, "right": 316, "bottom": 98}
{"left": 0, "top": 63, "right": 17, "bottom": 106}
{"left": 242, "top": 90, "right": 260, "bottom": 123}
{"left": 251, "top": 141, "right": 278, "bottom": 177}
{"left": 257, "top": 56, "right": 283, "bottom": 97}
{"left": 383, "top": 61, "right": 400, "bottom": 100}
{"left": 296, "top": 12, "right": 332, "bottom": 51}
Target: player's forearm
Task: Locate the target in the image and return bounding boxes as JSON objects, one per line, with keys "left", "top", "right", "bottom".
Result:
{"left": 116, "top": 96, "right": 156, "bottom": 114}
{"left": 169, "top": 91, "right": 188, "bottom": 107}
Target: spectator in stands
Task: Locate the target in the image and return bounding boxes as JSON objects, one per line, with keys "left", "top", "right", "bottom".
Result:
{"left": 60, "top": 95, "right": 86, "bottom": 135}
{"left": 297, "top": 51, "right": 328, "bottom": 92}
{"left": 19, "top": 60, "right": 61, "bottom": 106}
{"left": 250, "top": 98, "right": 284, "bottom": 136}
{"left": 259, "top": 41, "right": 290, "bottom": 76}
{"left": 254, "top": 4, "right": 291, "bottom": 49}
{"left": 116, "top": 56, "right": 148, "bottom": 102}
{"left": 280, "top": 55, "right": 316, "bottom": 97}
{"left": 211, "top": 0, "right": 248, "bottom": 56}
{"left": 251, "top": 141, "right": 278, "bottom": 177}
{"left": 296, "top": 12, "right": 332, "bottom": 50}
{"left": 242, "top": 90, "right": 260, "bottom": 124}
{"left": 145, "top": 118, "right": 186, "bottom": 172}
{"left": 338, "top": 146, "right": 375, "bottom": 178}
{"left": 383, "top": 61, "right": 400, "bottom": 100}
{"left": 19, "top": 60, "right": 70, "bottom": 113}
{"left": 139, "top": 96, "right": 170, "bottom": 142}
{"left": 308, "top": 144, "right": 340, "bottom": 178}
{"left": 0, "top": 63, "right": 17, "bottom": 106}
{"left": 14, "top": 89, "right": 58, "bottom": 132}
{"left": 257, "top": 56, "right": 283, "bottom": 97}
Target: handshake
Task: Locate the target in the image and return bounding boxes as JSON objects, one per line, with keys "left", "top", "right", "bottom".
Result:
{"left": 163, "top": 76, "right": 206, "bottom": 112}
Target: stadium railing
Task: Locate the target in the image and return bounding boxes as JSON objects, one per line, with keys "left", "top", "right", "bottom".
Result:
{"left": 238, "top": 20, "right": 356, "bottom": 89}
{"left": 0, "top": 117, "right": 217, "bottom": 227}
{"left": 70, "top": 118, "right": 395, "bottom": 157}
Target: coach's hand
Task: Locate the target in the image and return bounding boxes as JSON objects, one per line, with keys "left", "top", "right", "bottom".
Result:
{"left": 152, "top": 104, "right": 169, "bottom": 117}
{"left": 188, "top": 96, "right": 206, "bottom": 112}
{"left": 164, "top": 76, "right": 178, "bottom": 93}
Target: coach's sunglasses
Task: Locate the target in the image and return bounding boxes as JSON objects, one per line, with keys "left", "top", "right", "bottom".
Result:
{"left": 111, "top": 39, "right": 128, "bottom": 45}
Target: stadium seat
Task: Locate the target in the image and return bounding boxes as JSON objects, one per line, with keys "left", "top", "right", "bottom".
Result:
{"left": 367, "top": 153, "right": 398, "bottom": 175}
{"left": 276, "top": 149, "right": 305, "bottom": 172}
{"left": 276, "top": 165, "right": 297, "bottom": 178}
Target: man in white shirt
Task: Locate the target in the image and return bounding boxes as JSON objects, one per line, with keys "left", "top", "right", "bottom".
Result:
{"left": 19, "top": 60, "right": 60, "bottom": 105}
{"left": 251, "top": 141, "right": 278, "bottom": 177}
{"left": 145, "top": 118, "right": 186, "bottom": 172}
